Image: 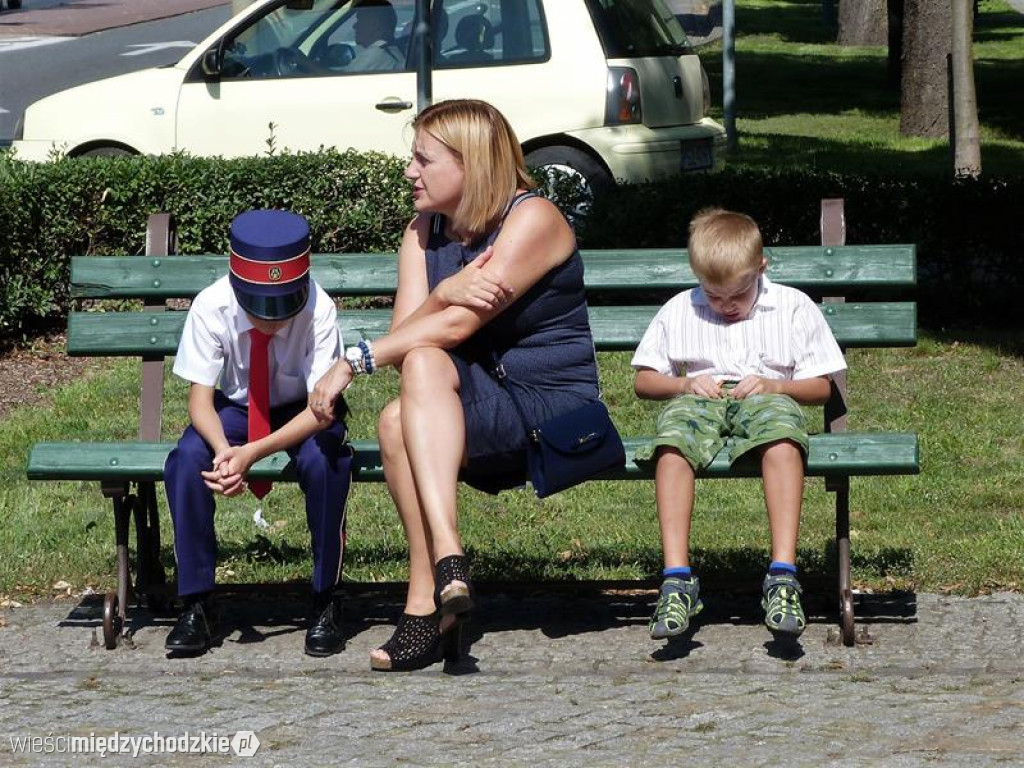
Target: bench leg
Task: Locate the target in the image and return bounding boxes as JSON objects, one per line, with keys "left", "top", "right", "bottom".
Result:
{"left": 103, "top": 494, "right": 134, "bottom": 649}
{"left": 834, "top": 482, "right": 856, "bottom": 647}
{"left": 132, "top": 482, "right": 168, "bottom": 612}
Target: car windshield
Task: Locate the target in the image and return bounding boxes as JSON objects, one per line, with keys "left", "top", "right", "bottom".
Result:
{"left": 583, "top": 0, "right": 692, "bottom": 57}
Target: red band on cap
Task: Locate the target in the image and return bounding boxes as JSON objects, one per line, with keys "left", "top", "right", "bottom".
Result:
{"left": 230, "top": 249, "right": 310, "bottom": 285}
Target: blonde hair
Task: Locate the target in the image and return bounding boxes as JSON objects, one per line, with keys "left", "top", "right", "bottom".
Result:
{"left": 687, "top": 208, "right": 764, "bottom": 283}
{"left": 412, "top": 99, "right": 535, "bottom": 244}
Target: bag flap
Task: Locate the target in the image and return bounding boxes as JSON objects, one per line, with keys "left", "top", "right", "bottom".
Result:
{"left": 534, "top": 402, "right": 614, "bottom": 455}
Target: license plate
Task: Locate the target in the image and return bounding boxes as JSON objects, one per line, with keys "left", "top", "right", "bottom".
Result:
{"left": 680, "top": 139, "right": 713, "bottom": 172}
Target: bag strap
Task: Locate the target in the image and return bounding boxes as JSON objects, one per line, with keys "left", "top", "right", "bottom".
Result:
{"left": 490, "top": 353, "right": 536, "bottom": 442}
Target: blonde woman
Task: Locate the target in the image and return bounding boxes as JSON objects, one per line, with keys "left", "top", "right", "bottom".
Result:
{"left": 311, "top": 99, "right": 602, "bottom": 670}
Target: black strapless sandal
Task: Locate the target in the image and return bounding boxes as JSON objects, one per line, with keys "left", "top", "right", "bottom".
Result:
{"left": 434, "top": 554, "right": 474, "bottom": 616}
{"left": 370, "top": 612, "right": 463, "bottom": 672}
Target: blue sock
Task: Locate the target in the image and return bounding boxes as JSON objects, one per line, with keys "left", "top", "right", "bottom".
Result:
{"left": 768, "top": 561, "right": 797, "bottom": 576}
{"left": 663, "top": 566, "right": 693, "bottom": 581}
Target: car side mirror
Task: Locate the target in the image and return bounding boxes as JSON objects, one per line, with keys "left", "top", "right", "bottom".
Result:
{"left": 201, "top": 47, "right": 223, "bottom": 78}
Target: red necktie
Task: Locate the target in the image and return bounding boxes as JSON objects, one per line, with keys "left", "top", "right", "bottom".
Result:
{"left": 247, "top": 329, "right": 273, "bottom": 499}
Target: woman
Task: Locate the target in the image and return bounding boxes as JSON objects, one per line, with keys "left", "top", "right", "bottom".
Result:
{"left": 310, "top": 99, "right": 602, "bottom": 671}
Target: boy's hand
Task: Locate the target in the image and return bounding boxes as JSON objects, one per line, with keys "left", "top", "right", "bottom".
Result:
{"left": 202, "top": 445, "right": 256, "bottom": 497}
{"left": 731, "top": 375, "right": 777, "bottom": 399}
{"left": 435, "top": 246, "right": 513, "bottom": 310}
{"left": 687, "top": 375, "right": 723, "bottom": 399}
{"left": 311, "top": 362, "right": 353, "bottom": 421}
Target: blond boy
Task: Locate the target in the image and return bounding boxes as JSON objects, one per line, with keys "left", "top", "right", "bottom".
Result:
{"left": 632, "top": 208, "right": 846, "bottom": 640}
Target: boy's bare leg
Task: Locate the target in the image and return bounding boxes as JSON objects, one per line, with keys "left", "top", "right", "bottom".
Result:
{"left": 759, "top": 439, "right": 804, "bottom": 564}
{"left": 655, "top": 446, "right": 697, "bottom": 569}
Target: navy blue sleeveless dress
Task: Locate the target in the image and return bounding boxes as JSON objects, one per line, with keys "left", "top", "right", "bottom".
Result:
{"left": 425, "top": 195, "right": 601, "bottom": 494}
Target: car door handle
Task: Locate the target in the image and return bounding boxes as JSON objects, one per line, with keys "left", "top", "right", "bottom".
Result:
{"left": 375, "top": 99, "right": 413, "bottom": 112}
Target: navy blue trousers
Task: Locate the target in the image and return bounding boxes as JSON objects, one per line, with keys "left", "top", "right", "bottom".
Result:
{"left": 165, "top": 391, "right": 352, "bottom": 597}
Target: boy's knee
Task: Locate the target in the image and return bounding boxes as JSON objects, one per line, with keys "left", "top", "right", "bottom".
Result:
{"left": 759, "top": 439, "right": 804, "bottom": 462}
{"left": 296, "top": 429, "right": 351, "bottom": 476}
{"left": 168, "top": 427, "right": 213, "bottom": 471}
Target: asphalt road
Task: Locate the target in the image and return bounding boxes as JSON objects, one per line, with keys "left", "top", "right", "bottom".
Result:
{"left": 0, "top": 1, "right": 231, "bottom": 143}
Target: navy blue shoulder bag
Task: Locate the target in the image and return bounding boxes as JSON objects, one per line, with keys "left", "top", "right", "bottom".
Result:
{"left": 492, "top": 359, "right": 626, "bottom": 498}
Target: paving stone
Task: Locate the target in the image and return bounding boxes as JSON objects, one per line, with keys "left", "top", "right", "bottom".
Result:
{"left": 2, "top": 590, "right": 1024, "bottom": 764}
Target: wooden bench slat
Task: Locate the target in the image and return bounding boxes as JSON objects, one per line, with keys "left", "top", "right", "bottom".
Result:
{"left": 69, "top": 245, "right": 916, "bottom": 299}
{"left": 27, "top": 432, "right": 920, "bottom": 483}
{"left": 66, "top": 301, "right": 917, "bottom": 356}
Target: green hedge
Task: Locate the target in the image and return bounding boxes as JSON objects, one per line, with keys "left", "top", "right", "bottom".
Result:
{"left": 1, "top": 153, "right": 1021, "bottom": 336}
{"left": 0, "top": 149, "right": 412, "bottom": 334}
{"left": 579, "top": 169, "right": 1024, "bottom": 329}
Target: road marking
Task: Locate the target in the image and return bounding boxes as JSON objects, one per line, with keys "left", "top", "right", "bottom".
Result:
{"left": 122, "top": 41, "right": 195, "bottom": 57}
{"left": 0, "top": 36, "right": 73, "bottom": 52}
{"left": 0, "top": 107, "right": 8, "bottom": 115}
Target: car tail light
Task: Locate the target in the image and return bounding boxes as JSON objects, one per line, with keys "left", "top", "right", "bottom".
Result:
{"left": 605, "top": 67, "right": 641, "bottom": 125}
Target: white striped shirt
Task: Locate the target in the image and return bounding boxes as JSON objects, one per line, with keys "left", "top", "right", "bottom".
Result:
{"left": 631, "top": 276, "right": 847, "bottom": 382}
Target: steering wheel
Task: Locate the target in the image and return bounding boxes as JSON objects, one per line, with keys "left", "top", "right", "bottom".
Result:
{"left": 274, "top": 47, "right": 316, "bottom": 77}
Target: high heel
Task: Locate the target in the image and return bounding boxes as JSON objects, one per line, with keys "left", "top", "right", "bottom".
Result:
{"left": 440, "top": 613, "right": 464, "bottom": 663}
{"left": 434, "top": 554, "right": 473, "bottom": 616}
{"left": 371, "top": 613, "right": 444, "bottom": 672}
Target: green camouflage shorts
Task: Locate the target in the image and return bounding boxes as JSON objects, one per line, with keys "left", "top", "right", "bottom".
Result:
{"left": 634, "top": 386, "right": 809, "bottom": 471}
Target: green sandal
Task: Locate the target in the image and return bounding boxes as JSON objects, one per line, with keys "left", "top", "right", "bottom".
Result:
{"left": 762, "top": 572, "right": 806, "bottom": 638}
{"left": 649, "top": 576, "right": 703, "bottom": 639}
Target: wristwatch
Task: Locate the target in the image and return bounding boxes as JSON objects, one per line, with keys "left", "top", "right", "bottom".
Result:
{"left": 344, "top": 346, "right": 366, "bottom": 375}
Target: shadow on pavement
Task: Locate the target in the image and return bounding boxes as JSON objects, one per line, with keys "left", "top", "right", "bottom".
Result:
{"left": 56, "top": 584, "right": 917, "bottom": 651}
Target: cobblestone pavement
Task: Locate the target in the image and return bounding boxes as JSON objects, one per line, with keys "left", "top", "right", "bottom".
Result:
{"left": 2, "top": 588, "right": 1023, "bottom": 766}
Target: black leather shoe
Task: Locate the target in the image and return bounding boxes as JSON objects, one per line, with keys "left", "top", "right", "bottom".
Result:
{"left": 165, "top": 597, "right": 216, "bottom": 654}
{"left": 305, "top": 593, "right": 344, "bottom": 657}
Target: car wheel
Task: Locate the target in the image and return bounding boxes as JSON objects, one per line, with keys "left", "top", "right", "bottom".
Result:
{"left": 525, "top": 146, "right": 614, "bottom": 224}
{"left": 79, "top": 147, "right": 134, "bottom": 158}
{"left": 7, "top": 0, "right": 23, "bottom": 9}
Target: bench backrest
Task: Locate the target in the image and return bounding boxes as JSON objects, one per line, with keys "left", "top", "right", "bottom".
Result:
{"left": 69, "top": 245, "right": 917, "bottom": 354}
{"left": 66, "top": 205, "right": 917, "bottom": 441}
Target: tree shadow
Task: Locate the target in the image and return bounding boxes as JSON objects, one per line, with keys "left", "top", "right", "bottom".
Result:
{"left": 705, "top": 49, "right": 898, "bottom": 121}
{"left": 723, "top": 131, "right": 1024, "bottom": 177}
{"left": 697, "top": 3, "right": 1024, "bottom": 149}
{"left": 734, "top": 0, "right": 838, "bottom": 45}
{"left": 974, "top": 11, "right": 1024, "bottom": 44}
{"left": 975, "top": 56, "right": 1024, "bottom": 142}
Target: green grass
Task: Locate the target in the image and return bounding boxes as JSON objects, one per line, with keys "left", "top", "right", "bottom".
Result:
{"left": 2, "top": 333, "right": 1022, "bottom": 601}
{"left": 3, "top": 2, "right": 1023, "bottom": 602}
{"left": 701, "top": 0, "right": 1024, "bottom": 175}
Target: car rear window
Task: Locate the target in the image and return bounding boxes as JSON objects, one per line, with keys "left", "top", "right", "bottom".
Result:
{"left": 583, "top": 0, "right": 692, "bottom": 58}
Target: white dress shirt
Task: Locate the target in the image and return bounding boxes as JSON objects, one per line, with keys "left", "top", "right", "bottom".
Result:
{"left": 631, "top": 276, "right": 847, "bottom": 382}
{"left": 173, "top": 276, "right": 341, "bottom": 406}
{"left": 349, "top": 40, "right": 404, "bottom": 71}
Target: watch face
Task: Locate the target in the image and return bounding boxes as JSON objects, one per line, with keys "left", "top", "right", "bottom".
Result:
{"left": 345, "top": 347, "right": 363, "bottom": 371}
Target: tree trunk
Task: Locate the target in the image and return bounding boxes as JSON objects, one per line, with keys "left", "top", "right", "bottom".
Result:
{"left": 951, "top": 0, "right": 981, "bottom": 176}
{"left": 900, "top": 0, "right": 952, "bottom": 137}
{"left": 838, "top": 0, "right": 888, "bottom": 45}
{"left": 887, "top": 0, "right": 904, "bottom": 87}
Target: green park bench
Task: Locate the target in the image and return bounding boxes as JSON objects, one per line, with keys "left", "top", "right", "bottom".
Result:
{"left": 27, "top": 200, "right": 920, "bottom": 650}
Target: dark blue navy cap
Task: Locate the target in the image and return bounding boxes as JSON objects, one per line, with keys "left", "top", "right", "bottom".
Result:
{"left": 229, "top": 209, "right": 311, "bottom": 321}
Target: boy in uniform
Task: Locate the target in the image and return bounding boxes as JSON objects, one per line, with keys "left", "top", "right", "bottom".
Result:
{"left": 164, "top": 209, "right": 352, "bottom": 657}
{"left": 632, "top": 208, "right": 847, "bottom": 641}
